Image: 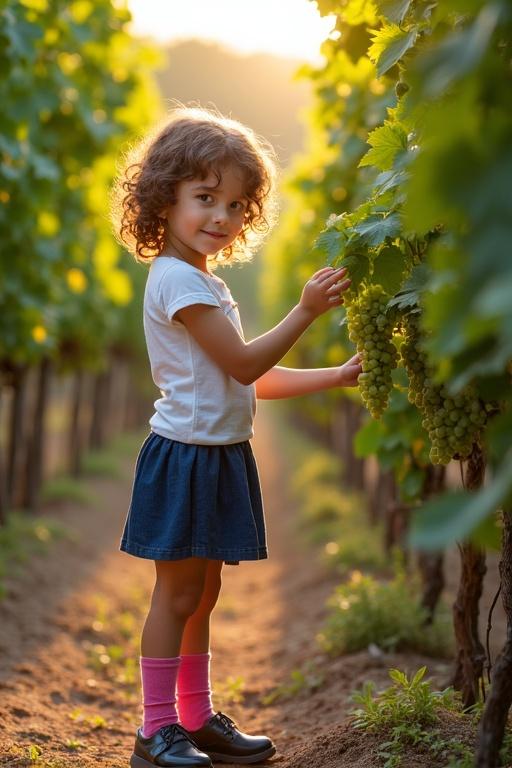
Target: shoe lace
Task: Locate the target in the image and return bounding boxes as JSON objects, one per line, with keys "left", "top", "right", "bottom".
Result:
{"left": 160, "top": 723, "right": 196, "bottom": 748}
{"left": 216, "top": 711, "right": 237, "bottom": 736}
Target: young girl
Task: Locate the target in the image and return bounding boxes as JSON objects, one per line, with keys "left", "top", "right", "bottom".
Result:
{"left": 112, "top": 106, "right": 361, "bottom": 768}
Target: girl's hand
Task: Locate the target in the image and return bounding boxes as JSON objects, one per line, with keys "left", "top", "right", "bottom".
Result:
{"left": 299, "top": 267, "right": 351, "bottom": 319}
{"left": 336, "top": 353, "right": 363, "bottom": 387}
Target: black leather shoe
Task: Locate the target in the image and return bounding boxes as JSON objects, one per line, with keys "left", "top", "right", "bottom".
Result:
{"left": 130, "top": 723, "right": 213, "bottom": 767}
{"left": 186, "top": 712, "right": 276, "bottom": 764}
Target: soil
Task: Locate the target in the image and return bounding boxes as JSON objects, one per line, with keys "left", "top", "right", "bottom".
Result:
{"left": 0, "top": 403, "right": 506, "bottom": 768}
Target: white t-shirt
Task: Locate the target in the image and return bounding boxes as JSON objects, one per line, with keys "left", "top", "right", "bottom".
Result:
{"left": 144, "top": 255, "right": 256, "bottom": 445}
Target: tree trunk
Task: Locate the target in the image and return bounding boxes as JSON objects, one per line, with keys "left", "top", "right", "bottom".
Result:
{"left": 330, "top": 399, "right": 366, "bottom": 492}
{"left": 451, "top": 443, "right": 487, "bottom": 708}
{"left": 7, "top": 364, "right": 29, "bottom": 510}
{"left": 475, "top": 508, "right": 512, "bottom": 767}
{"left": 23, "top": 357, "right": 51, "bottom": 512}
{"left": 418, "top": 465, "right": 447, "bottom": 622}
{"left": 385, "top": 502, "right": 410, "bottom": 556}
{"left": 370, "top": 467, "right": 396, "bottom": 527}
{"left": 69, "top": 368, "right": 84, "bottom": 477}
{"left": 0, "top": 384, "right": 8, "bottom": 526}
{"left": 418, "top": 552, "right": 445, "bottom": 622}
{"left": 89, "top": 368, "right": 110, "bottom": 450}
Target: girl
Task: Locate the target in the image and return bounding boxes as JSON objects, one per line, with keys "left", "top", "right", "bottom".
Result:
{"left": 112, "top": 106, "right": 361, "bottom": 768}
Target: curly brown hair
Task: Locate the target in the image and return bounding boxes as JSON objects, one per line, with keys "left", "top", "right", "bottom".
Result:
{"left": 111, "top": 106, "right": 279, "bottom": 265}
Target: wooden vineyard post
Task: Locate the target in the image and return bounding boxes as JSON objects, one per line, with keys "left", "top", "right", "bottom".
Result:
{"left": 475, "top": 508, "right": 512, "bottom": 767}
{"left": 451, "top": 444, "right": 487, "bottom": 708}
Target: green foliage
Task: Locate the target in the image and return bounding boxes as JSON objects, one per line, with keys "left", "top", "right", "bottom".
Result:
{"left": 81, "top": 448, "right": 125, "bottom": 479}
{"left": 213, "top": 676, "right": 246, "bottom": 707}
{"left": 261, "top": 661, "right": 324, "bottom": 705}
{"left": 40, "top": 476, "right": 98, "bottom": 506}
{"left": 319, "top": 564, "right": 453, "bottom": 656}
{"left": 351, "top": 668, "right": 474, "bottom": 768}
{"left": 289, "top": 439, "right": 386, "bottom": 571}
{"left": 261, "top": 0, "right": 512, "bottom": 539}
{"left": 0, "top": 511, "right": 70, "bottom": 598}
{"left": 0, "top": 0, "right": 160, "bottom": 372}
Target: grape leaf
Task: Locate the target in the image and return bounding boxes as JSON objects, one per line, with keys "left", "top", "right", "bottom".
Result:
{"left": 341, "top": 251, "right": 371, "bottom": 290}
{"left": 359, "top": 122, "right": 408, "bottom": 171}
{"left": 374, "top": 169, "right": 409, "bottom": 196}
{"left": 313, "top": 228, "right": 344, "bottom": 262}
{"left": 352, "top": 212, "right": 401, "bottom": 246}
{"left": 375, "top": 0, "right": 413, "bottom": 24}
{"left": 369, "top": 24, "right": 419, "bottom": 76}
{"left": 371, "top": 245, "right": 407, "bottom": 295}
{"left": 388, "top": 261, "right": 432, "bottom": 309}
{"left": 409, "top": 449, "right": 512, "bottom": 550}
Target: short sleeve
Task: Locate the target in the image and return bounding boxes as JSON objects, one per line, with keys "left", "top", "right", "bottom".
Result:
{"left": 158, "top": 264, "right": 221, "bottom": 322}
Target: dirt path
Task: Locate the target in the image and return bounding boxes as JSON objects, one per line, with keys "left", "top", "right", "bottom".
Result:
{"left": 0, "top": 403, "right": 503, "bottom": 768}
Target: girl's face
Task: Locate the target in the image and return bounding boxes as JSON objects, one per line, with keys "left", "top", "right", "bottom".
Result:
{"left": 163, "top": 164, "right": 249, "bottom": 263}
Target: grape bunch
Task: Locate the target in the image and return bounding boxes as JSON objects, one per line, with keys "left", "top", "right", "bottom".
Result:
{"left": 400, "top": 313, "right": 487, "bottom": 464}
{"left": 346, "top": 284, "right": 398, "bottom": 418}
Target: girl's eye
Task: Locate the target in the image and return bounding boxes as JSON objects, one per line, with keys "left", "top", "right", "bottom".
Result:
{"left": 197, "top": 194, "right": 212, "bottom": 203}
{"left": 231, "top": 201, "right": 246, "bottom": 211}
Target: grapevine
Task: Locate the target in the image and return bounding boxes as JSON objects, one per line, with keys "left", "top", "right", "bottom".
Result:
{"left": 346, "top": 284, "right": 398, "bottom": 419}
{"left": 400, "top": 313, "right": 487, "bottom": 465}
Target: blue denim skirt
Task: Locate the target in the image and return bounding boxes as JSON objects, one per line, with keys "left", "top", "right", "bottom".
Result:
{"left": 120, "top": 432, "right": 268, "bottom": 565}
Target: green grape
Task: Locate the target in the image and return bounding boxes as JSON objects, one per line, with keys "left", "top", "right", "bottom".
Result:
{"left": 400, "top": 313, "right": 487, "bottom": 465}
{"left": 346, "top": 284, "right": 397, "bottom": 418}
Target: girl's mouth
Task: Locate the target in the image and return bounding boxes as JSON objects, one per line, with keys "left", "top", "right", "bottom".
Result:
{"left": 202, "top": 230, "right": 227, "bottom": 239}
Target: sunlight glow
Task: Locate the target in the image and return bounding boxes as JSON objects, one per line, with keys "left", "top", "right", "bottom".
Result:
{"left": 127, "top": 0, "right": 335, "bottom": 63}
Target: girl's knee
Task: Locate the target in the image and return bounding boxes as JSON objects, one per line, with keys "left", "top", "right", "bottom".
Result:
{"left": 153, "top": 561, "right": 208, "bottom": 619}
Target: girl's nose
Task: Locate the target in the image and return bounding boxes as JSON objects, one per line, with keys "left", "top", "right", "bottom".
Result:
{"left": 213, "top": 207, "right": 228, "bottom": 224}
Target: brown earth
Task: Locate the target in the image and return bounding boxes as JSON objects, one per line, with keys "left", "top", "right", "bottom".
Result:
{"left": 0, "top": 403, "right": 504, "bottom": 768}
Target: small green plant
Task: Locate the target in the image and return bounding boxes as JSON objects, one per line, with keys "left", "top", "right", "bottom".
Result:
{"left": 213, "top": 676, "right": 245, "bottom": 707}
{"left": 261, "top": 661, "right": 324, "bottom": 705}
{"left": 318, "top": 566, "right": 453, "bottom": 657}
{"left": 65, "top": 739, "right": 85, "bottom": 750}
{"left": 351, "top": 668, "right": 472, "bottom": 768}
{"left": 82, "top": 448, "right": 124, "bottom": 479}
{"left": 41, "top": 476, "right": 97, "bottom": 506}
{"left": 69, "top": 708, "right": 107, "bottom": 729}
{"left": 0, "top": 512, "right": 70, "bottom": 598}
{"left": 27, "top": 744, "right": 43, "bottom": 763}
{"left": 291, "top": 452, "right": 341, "bottom": 497}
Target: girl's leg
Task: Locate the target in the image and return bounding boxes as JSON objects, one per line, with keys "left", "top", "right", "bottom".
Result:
{"left": 142, "top": 558, "right": 209, "bottom": 657}
{"left": 180, "top": 559, "right": 223, "bottom": 654}
{"left": 139, "top": 558, "right": 209, "bottom": 738}
{"left": 177, "top": 560, "right": 223, "bottom": 730}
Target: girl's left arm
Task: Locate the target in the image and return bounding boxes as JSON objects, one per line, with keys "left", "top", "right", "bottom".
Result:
{"left": 255, "top": 353, "right": 362, "bottom": 399}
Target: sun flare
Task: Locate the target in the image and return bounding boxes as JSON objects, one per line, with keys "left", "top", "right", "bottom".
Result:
{"left": 127, "top": 0, "right": 335, "bottom": 63}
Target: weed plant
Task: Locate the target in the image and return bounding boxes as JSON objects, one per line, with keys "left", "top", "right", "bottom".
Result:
{"left": 81, "top": 449, "right": 124, "bottom": 479}
{"left": 40, "top": 475, "right": 97, "bottom": 506}
{"left": 0, "top": 512, "right": 69, "bottom": 598}
{"left": 319, "top": 564, "right": 453, "bottom": 657}
{"left": 351, "top": 667, "right": 473, "bottom": 768}
{"left": 291, "top": 450, "right": 386, "bottom": 573}
{"left": 261, "top": 660, "right": 324, "bottom": 705}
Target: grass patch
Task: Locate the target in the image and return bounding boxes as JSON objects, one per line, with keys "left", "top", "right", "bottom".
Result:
{"left": 82, "top": 590, "right": 148, "bottom": 694}
{"left": 319, "top": 564, "right": 453, "bottom": 657}
{"left": 81, "top": 449, "right": 124, "bottom": 479}
{"left": 289, "top": 446, "right": 387, "bottom": 573}
{"left": 213, "top": 676, "right": 246, "bottom": 708}
{"left": 261, "top": 661, "right": 324, "bottom": 705}
{"left": 0, "top": 511, "right": 71, "bottom": 598}
{"left": 40, "top": 475, "right": 98, "bottom": 506}
{"left": 350, "top": 667, "right": 512, "bottom": 768}
{"left": 351, "top": 667, "right": 474, "bottom": 768}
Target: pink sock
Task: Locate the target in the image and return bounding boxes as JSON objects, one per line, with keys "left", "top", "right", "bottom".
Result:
{"left": 140, "top": 656, "right": 180, "bottom": 738}
{"left": 177, "top": 653, "right": 215, "bottom": 731}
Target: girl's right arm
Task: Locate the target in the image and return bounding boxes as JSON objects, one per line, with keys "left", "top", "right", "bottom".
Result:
{"left": 175, "top": 266, "right": 350, "bottom": 386}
